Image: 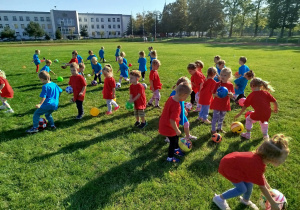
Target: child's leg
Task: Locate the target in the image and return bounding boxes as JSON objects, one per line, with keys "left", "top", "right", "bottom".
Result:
{"left": 211, "top": 110, "right": 220, "bottom": 132}
{"left": 103, "top": 57, "right": 105, "bottom": 63}
{"left": 217, "top": 111, "right": 227, "bottom": 130}
{"left": 106, "top": 99, "right": 112, "bottom": 112}
{"left": 148, "top": 92, "right": 155, "bottom": 105}
{"left": 259, "top": 121, "right": 269, "bottom": 138}
{"left": 141, "top": 72, "right": 145, "bottom": 79}
{"left": 245, "top": 116, "right": 256, "bottom": 132}
{"left": 33, "top": 108, "right": 45, "bottom": 128}
{"left": 0, "top": 97, "right": 12, "bottom": 109}
{"left": 190, "top": 91, "right": 195, "bottom": 104}
{"left": 141, "top": 116, "right": 146, "bottom": 123}
{"left": 119, "top": 76, "right": 123, "bottom": 83}
{"left": 98, "top": 74, "right": 102, "bottom": 83}
{"left": 111, "top": 99, "right": 119, "bottom": 108}
{"left": 168, "top": 135, "right": 179, "bottom": 158}
{"left": 195, "top": 92, "right": 201, "bottom": 110}
{"left": 199, "top": 105, "right": 210, "bottom": 120}
{"left": 184, "top": 121, "right": 190, "bottom": 138}
{"left": 75, "top": 100, "right": 83, "bottom": 116}
{"left": 94, "top": 75, "right": 97, "bottom": 81}
{"left": 44, "top": 110, "right": 55, "bottom": 127}
{"left": 36, "top": 64, "right": 39, "bottom": 73}
{"left": 154, "top": 90, "right": 161, "bottom": 106}
{"left": 221, "top": 182, "right": 248, "bottom": 200}
{"left": 241, "top": 182, "right": 253, "bottom": 201}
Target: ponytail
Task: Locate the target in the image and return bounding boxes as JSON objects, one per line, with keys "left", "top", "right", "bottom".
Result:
{"left": 250, "top": 77, "right": 274, "bottom": 92}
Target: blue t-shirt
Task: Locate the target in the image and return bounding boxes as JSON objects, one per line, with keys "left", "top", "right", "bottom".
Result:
{"left": 234, "top": 76, "right": 248, "bottom": 95}
{"left": 138, "top": 57, "right": 147, "bottom": 72}
{"left": 150, "top": 56, "right": 156, "bottom": 70}
{"left": 148, "top": 51, "right": 152, "bottom": 57}
{"left": 214, "top": 66, "right": 225, "bottom": 82}
{"left": 33, "top": 54, "right": 40, "bottom": 65}
{"left": 123, "top": 58, "right": 128, "bottom": 65}
{"left": 238, "top": 65, "right": 250, "bottom": 76}
{"left": 77, "top": 55, "right": 83, "bottom": 64}
{"left": 40, "top": 82, "right": 62, "bottom": 111}
{"left": 92, "top": 62, "right": 102, "bottom": 74}
{"left": 119, "top": 63, "right": 129, "bottom": 78}
{"left": 40, "top": 65, "right": 50, "bottom": 73}
{"left": 87, "top": 55, "right": 97, "bottom": 66}
{"left": 99, "top": 49, "right": 104, "bottom": 58}
{"left": 170, "top": 90, "right": 187, "bottom": 125}
{"left": 115, "top": 48, "right": 120, "bottom": 57}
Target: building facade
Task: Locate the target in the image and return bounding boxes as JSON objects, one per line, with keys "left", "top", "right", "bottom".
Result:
{"left": 0, "top": 10, "right": 131, "bottom": 39}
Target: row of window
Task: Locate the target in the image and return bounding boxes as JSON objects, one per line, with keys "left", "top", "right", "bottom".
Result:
{"left": 79, "top": 17, "right": 120, "bottom": 22}
{"left": 80, "top": 24, "right": 121, "bottom": 29}
{"left": 0, "top": 23, "right": 52, "bottom": 30}
{"left": 19, "top": 31, "right": 52, "bottom": 36}
{"left": 91, "top": 31, "right": 121, "bottom": 36}
{"left": 0, "top": 16, "right": 51, "bottom": 22}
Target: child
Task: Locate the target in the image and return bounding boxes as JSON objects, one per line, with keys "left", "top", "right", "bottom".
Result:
{"left": 117, "top": 57, "right": 129, "bottom": 83}
{"left": 91, "top": 57, "right": 102, "bottom": 84}
{"left": 169, "top": 77, "right": 197, "bottom": 140}
{"left": 68, "top": 62, "right": 87, "bottom": 119}
{"left": 78, "top": 63, "right": 85, "bottom": 77}
{"left": 149, "top": 50, "right": 157, "bottom": 71}
{"left": 26, "top": 71, "right": 62, "bottom": 133}
{"left": 138, "top": 51, "right": 147, "bottom": 81}
{"left": 40, "top": 59, "right": 56, "bottom": 75}
{"left": 213, "top": 134, "right": 289, "bottom": 210}
{"left": 198, "top": 67, "right": 217, "bottom": 124}
{"left": 234, "top": 78, "right": 278, "bottom": 140}
{"left": 210, "top": 68, "right": 234, "bottom": 134}
{"left": 147, "top": 59, "right": 162, "bottom": 108}
{"left": 233, "top": 70, "right": 255, "bottom": 103}
{"left": 187, "top": 63, "right": 204, "bottom": 112}
{"left": 214, "top": 55, "right": 221, "bottom": 69}
{"left": 148, "top": 46, "right": 153, "bottom": 65}
{"left": 102, "top": 65, "right": 119, "bottom": 115}
{"left": 120, "top": 52, "right": 127, "bottom": 65}
{"left": 85, "top": 50, "right": 97, "bottom": 68}
{"left": 195, "top": 60, "right": 205, "bottom": 75}
{"left": 32, "top": 49, "right": 45, "bottom": 73}
{"left": 159, "top": 82, "right": 192, "bottom": 163}
{"left": 129, "top": 70, "right": 147, "bottom": 129}
{"left": 99, "top": 46, "right": 105, "bottom": 63}
{"left": 237, "top": 56, "right": 250, "bottom": 78}
{"left": 0, "top": 70, "right": 14, "bottom": 113}
{"left": 214, "top": 60, "right": 226, "bottom": 82}
{"left": 61, "top": 51, "right": 79, "bottom": 69}
{"left": 115, "top": 45, "right": 121, "bottom": 61}
{"left": 76, "top": 51, "right": 83, "bottom": 64}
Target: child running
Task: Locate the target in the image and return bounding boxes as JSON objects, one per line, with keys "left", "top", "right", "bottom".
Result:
{"left": 213, "top": 134, "right": 289, "bottom": 210}
{"left": 40, "top": 59, "right": 56, "bottom": 76}
{"left": 234, "top": 78, "right": 278, "bottom": 140}
{"left": 0, "top": 70, "right": 14, "bottom": 113}
{"left": 115, "top": 45, "right": 121, "bottom": 61}
{"left": 85, "top": 50, "right": 97, "bottom": 68}
{"left": 26, "top": 71, "right": 62, "bottom": 133}
{"left": 117, "top": 57, "right": 129, "bottom": 83}
{"left": 77, "top": 51, "right": 83, "bottom": 64}
{"left": 61, "top": 51, "right": 79, "bottom": 69}
{"left": 147, "top": 59, "right": 162, "bottom": 108}
{"left": 237, "top": 56, "right": 250, "bottom": 78}
{"left": 149, "top": 50, "right": 157, "bottom": 71}
{"left": 91, "top": 57, "right": 102, "bottom": 84}
{"left": 138, "top": 51, "right": 147, "bottom": 81}
{"left": 102, "top": 64, "right": 119, "bottom": 115}
{"left": 233, "top": 70, "right": 255, "bottom": 104}
{"left": 99, "top": 46, "right": 105, "bottom": 63}
{"left": 120, "top": 52, "right": 127, "bottom": 65}
{"left": 32, "top": 49, "right": 45, "bottom": 73}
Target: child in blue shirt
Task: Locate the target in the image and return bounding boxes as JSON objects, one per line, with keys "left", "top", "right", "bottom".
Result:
{"left": 85, "top": 50, "right": 97, "bottom": 68}
{"left": 214, "top": 60, "right": 225, "bottom": 82}
{"left": 117, "top": 57, "right": 129, "bottom": 83}
{"left": 77, "top": 52, "right": 83, "bottom": 64}
{"left": 120, "top": 51, "right": 127, "bottom": 65}
{"left": 148, "top": 46, "right": 153, "bottom": 64}
{"left": 91, "top": 57, "right": 102, "bottom": 84}
{"left": 149, "top": 50, "right": 157, "bottom": 71}
{"left": 99, "top": 46, "right": 105, "bottom": 63}
{"left": 26, "top": 71, "right": 62, "bottom": 133}
{"left": 138, "top": 51, "right": 147, "bottom": 81}
{"left": 115, "top": 45, "right": 121, "bottom": 61}
{"left": 32, "top": 49, "right": 45, "bottom": 73}
{"left": 40, "top": 59, "right": 56, "bottom": 76}
{"left": 234, "top": 70, "right": 255, "bottom": 104}
{"left": 237, "top": 56, "right": 250, "bottom": 78}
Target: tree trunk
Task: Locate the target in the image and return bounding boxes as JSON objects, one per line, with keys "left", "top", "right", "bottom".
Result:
{"left": 229, "top": 16, "right": 234, "bottom": 37}
{"left": 254, "top": 0, "right": 261, "bottom": 37}
{"left": 240, "top": 13, "right": 245, "bottom": 37}
{"left": 288, "top": 27, "right": 292, "bottom": 37}
{"left": 269, "top": 28, "right": 274, "bottom": 37}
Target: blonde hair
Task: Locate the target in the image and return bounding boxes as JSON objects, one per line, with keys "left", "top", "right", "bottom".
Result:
{"left": 207, "top": 67, "right": 217, "bottom": 77}
{"left": 129, "top": 70, "right": 141, "bottom": 78}
{"left": 120, "top": 51, "right": 126, "bottom": 57}
{"left": 117, "top": 56, "right": 123, "bottom": 64}
{"left": 256, "top": 134, "right": 289, "bottom": 163}
{"left": 195, "top": 60, "right": 204, "bottom": 68}
{"left": 91, "top": 57, "right": 98, "bottom": 63}
{"left": 187, "top": 63, "right": 197, "bottom": 71}
{"left": 176, "top": 82, "right": 192, "bottom": 95}
{"left": 35, "top": 49, "right": 40, "bottom": 54}
{"left": 117, "top": 45, "right": 121, "bottom": 49}
{"left": 88, "top": 50, "right": 93, "bottom": 54}
{"left": 173, "top": 76, "right": 191, "bottom": 89}
{"left": 103, "top": 64, "right": 113, "bottom": 76}
{"left": 72, "top": 50, "right": 78, "bottom": 56}
{"left": 250, "top": 77, "right": 274, "bottom": 92}
{"left": 101, "top": 46, "right": 104, "bottom": 49}
{"left": 139, "top": 51, "right": 145, "bottom": 57}
{"left": 0, "top": 70, "right": 6, "bottom": 79}
{"left": 39, "top": 71, "right": 50, "bottom": 81}
{"left": 46, "top": 59, "right": 52, "bottom": 65}
{"left": 70, "top": 62, "right": 79, "bottom": 69}
{"left": 244, "top": 70, "right": 255, "bottom": 79}
{"left": 220, "top": 67, "right": 232, "bottom": 79}
{"left": 239, "top": 56, "right": 247, "bottom": 64}
{"left": 150, "top": 50, "right": 157, "bottom": 58}
{"left": 152, "top": 59, "right": 161, "bottom": 67}
{"left": 79, "top": 63, "right": 85, "bottom": 69}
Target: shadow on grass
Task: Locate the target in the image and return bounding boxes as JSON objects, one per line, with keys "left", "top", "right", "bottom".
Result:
{"left": 15, "top": 83, "right": 42, "bottom": 89}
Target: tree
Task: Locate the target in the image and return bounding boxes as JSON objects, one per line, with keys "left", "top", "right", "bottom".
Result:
{"left": 55, "top": 29, "right": 62, "bottom": 39}
{"left": 0, "top": 27, "right": 15, "bottom": 39}
{"left": 24, "top": 21, "right": 44, "bottom": 39}
{"left": 100, "top": 31, "right": 105, "bottom": 38}
{"left": 238, "top": 0, "right": 255, "bottom": 36}
{"left": 286, "top": 0, "right": 300, "bottom": 37}
{"left": 80, "top": 27, "right": 88, "bottom": 37}
{"left": 253, "top": 0, "right": 265, "bottom": 36}
{"left": 45, "top": 33, "right": 51, "bottom": 40}
{"left": 172, "top": 0, "right": 188, "bottom": 37}
{"left": 224, "top": 0, "right": 242, "bottom": 37}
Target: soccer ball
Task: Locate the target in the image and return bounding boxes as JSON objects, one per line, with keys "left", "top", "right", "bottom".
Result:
{"left": 57, "top": 76, "right": 64, "bottom": 82}
{"left": 178, "top": 138, "right": 192, "bottom": 152}
{"left": 116, "top": 82, "right": 121, "bottom": 89}
{"left": 38, "top": 118, "right": 47, "bottom": 130}
{"left": 125, "top": 101, "right": 134, "bottom": 110}
{"left": 238, "top": 97, "right": 246, "bottom": 106}
{"left": 142, "top": 83, "right": 147, "bottom": 89}
{"left": 54, "top": 59, "right": 59, "bottom": 63}
{"left": 87, "top": 74, "right": 91, "bottom": 77}
{"left": 259, "top": 189, "right": 287, "bottom": 210}
{"left": 212, "top": 133, "right": 222, "bottom": 143}
{"left": 185, "top": 102, "right": 193, "bottom": 111}
{"left": 90, "top": 107, "right": 100, "bottom": 116}
{"left": 231, "top": 122, "right": 244, "bottom": 134}
{"left": 91, "top": 80, "right": 98, "bottom": 86}
{"left": 217, "top": 86, "right": 228, "bottom": 98}
{"left": 65, "top": 86, "right": 73, "bottom": 94}
{"left": 245, "top": 110, "right": 254, "bottom": 119}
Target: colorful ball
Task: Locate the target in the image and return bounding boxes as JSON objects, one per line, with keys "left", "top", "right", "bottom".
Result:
{"left": 125, "top": 101, "right": 134, "bottom": 110}
{"left": 57, "top": 76, "right": 63, "bottom": 82}
{"left": 217, "top": 86, "right": 228, "bottom": 98}
{"left": 211, "top": 133, "right": 222, "bottom": 143}
{"left": 178, "top": 138, "right": 192, "bottom": 152}
{"left": 87, "top": 74, "right": 91, "bottom": 77}
{"left": 142, "top": 83, "right": 147, "bottom": 89}
{"left": 91, "top": 80, "right": 98, "bottom": 86}
{"left": 231, "top": 122, "right": 244, "bottom": 134}
{"left": 129, "top": 63, "right": 132, "bottom": 67}
{"left": 259, "top": 189, "right": 287, "bottom": 210}
{"left": 238, "top": 97, "right": 246, "bottom": 106}
{"left": 185, "top": 102, "right": 193, "bottom": 111}
{"left": 116, "top": 82, "right": 121, "bottom": 89}
{"left": 245, "top": 110, "right": 254, "bottom": 119}
{"left": 38, "top": 118, "right": 47, "bottom": 130}
{"left": 90, "top": 107, "right": 100, "bottom": 116}
{"left": 65, "top": 86, "right": 73, "bottom": 94}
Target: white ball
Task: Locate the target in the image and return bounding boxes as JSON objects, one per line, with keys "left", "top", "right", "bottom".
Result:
{"left": 142, "top": 83, "right": 147, "bottom": 89}
{"left": 87, "top": 74, "right": 91, "bottom": 77}
{"left": 65, "top": 86, "right": 73, "bottom": 94}
{"left": 116, "top": 82, "right": 121, "bottom": 89}
{"left": 185, "top": 102, "right": 192, "bottom": 110}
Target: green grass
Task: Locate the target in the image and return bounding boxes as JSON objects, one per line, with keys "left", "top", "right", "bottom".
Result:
{"left": 0, "top": 41, "right": 299, "bottom": 209}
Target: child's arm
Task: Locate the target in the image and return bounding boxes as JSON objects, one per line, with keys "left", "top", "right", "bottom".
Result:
{"left": 79, "top": 86, "right": 86, "bottom": 96}
{"left": 0, "top": 83, "right": 5, "bottom": 93}
{"left": 272, "top": 101, "right": 279, "bottom": 113}
{"left": 50, "top": 70, "right": 56, "bottom": 75}
{"left": 112, "top": 88, "right": 116, "bottom": 99}
{"left": 36, "top": 98, "right": 46, "bottom": 108}
{"left": 259, "top": 185, "right": 280, "bottom": 210}
{"left": 170, "top": 119, "right": 181, "bottom": 136}
{"left": 234, "top": 106, "right": 247, "bottom": 119}
{"left": 130, "top": 93, "right": 141, "bottom": 103}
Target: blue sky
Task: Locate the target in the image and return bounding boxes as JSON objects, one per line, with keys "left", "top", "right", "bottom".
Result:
{"left": 1, "top": 0, "right": 175, "bottom": 16}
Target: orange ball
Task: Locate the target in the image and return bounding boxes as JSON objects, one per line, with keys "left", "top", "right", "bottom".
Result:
{"left": 212, "top": 133, "right": 222, "bottom": 143}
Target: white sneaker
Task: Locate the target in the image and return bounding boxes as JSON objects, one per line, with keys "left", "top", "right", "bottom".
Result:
{"left": 213, "top": 194, "right": 231, "bottom": 210}
{"left": 239, "top": 197, "right": 259, "bottom": 210}
{"left": 263, "top": 135, "right": 269, "bottom": 141}
{"left": 0, "top": 105, "right": 6, "bottom": 109}
{"left": 165, "top": 137, "right": 170, "bottom": 143}
{"left": 5, "top": 109, "right": 14, "bottom": 113}
{"left": 188, "top": 135, "right": 197, "bottom": 140}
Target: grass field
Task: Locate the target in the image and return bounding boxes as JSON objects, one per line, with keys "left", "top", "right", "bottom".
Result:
{"left": 0, "top": 41, "right": 299, "bottom": 209}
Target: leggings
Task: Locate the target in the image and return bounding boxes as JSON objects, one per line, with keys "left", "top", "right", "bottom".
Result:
{"left": 148, "top": 89, "right": 161, "bottom": 106}
{"left": 36, "top": 64, "right": 39, "bottom": 73}
{"left": 211, "top": 110, "right": 227, "bottom": 131}
{"left": 245, "top": 115, "right": 269, "bottom": 136}
{"left": 94, "top": 74, "right": 102, "bottom": 83}
{"left": 167, "top": 135, "right": 179, "bottom": 158}
{"left": 75, "top": 100, "right": 84, "bottom": 116}
{"left": 222, "top": 182, "right": 253, "bottom": 201}
{"left": 33, "top": 108, "right": 55, "bottom": 128}
{"left": 141, "top": 72, "right": 145, "bottom": 79}
{"left": 199, "top": 105, "right": 210, "bottom": 120}
{"left": 106, "top": 99, "right": 118, "bottom": 112}
{"left": 190, "top": 91, "right": 195, "bottom": 104}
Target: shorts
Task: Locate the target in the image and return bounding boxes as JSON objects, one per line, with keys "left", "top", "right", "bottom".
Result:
{"left": 134, "top": 109, "right": 145, "bottom": 117}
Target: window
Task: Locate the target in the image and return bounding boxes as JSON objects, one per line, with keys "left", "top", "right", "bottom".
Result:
{"left": 97, "top": 31, "right": 100, "bottom": 35}
{"left": 113, "top": 25, "right": 116, "bottom": 29}
{"left": 108, "top": 18, "right": 111, "bottom": 22}
{"left": 34, "top": 17, "right": 38, "bottom": 21}
{"left": 96, "top": 18, "right": 99, "bottom": 22}
{"left": 101, "top": 18, "right": 104, "bottom": 22}
{"left": 19, "top": 16, "right": 23, "bottom": 21}
{"left": 80, "top": 24, "right": 82, "bottom": 29}
{"left": 0, "top": 17, "right": 1, "bottom": 21}
{"left": 97, "top": 25, "right": 99, "bottom": 29}
{"left": 117, "top": 18, "right": 120, "bottom": 22}
{"left": 46, "top": 17, "right": 50, "bottom": 21}
{"left": 117, "top": 25, "right": 120, "bottom": 29}
{"left": 101, "top": 25, "right": 104, "bottom": 29}
{"left": 21, "top": 24, "right": 25, "bottom": 29}
{"left": 79, "top": 17, "right": 82, "bottom": 22}
{"left": 0, "top": 24, "right": 3, "bottom": 29}
{"left": 113, "top": 18, "right": 115, "bottom": 22}
{"left": 85, "top": 25, "right": 88, "bottom": 29}
{"left": 13, "top": 16, "right": 17, "bottom": 21}
{"left": 117, "top": 31, "right": 120, "bottom": 35}
{"left": 48, "top": 24, "right": 52, "bottom": 29}
{"left": 42, "top": 24, "right": 45, "bottom": 29}
{"left": 5, "top": 24, "right": 9, "bottom": 28}
{"left": 23, "top": 32, "right": 28, "bottom": 36}
{"left": 4, "top": 16, "right": 8, "bottom": 21}
{"left": 40, "top": 17, "right": 44, "bottom": 21}
{"left": 91, "top": 18, "right": 94, "bottom": 22}
{"left": 108, "top": 25, "right": 111, "bottom": 29}
{"left": 91, "top": 25, "right": 94, "bottom": 29}
{"left": 84, "top": 18, "right": 87, "bottom": 22}
{"left": 109, "top": 31, "right": 111, "bottom": 35}
{"left": 26, "top": 16, "right": 30, "bottom": 21}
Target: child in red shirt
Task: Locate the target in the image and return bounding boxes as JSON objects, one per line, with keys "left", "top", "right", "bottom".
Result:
{"left": 234, "top": 78, "right": 278, "bottom": 140}
{"left": 102, "top": 64, "right": 119, "bottom": 115}
{"left": 210, "top": 68, "right": 234, "bottom": 134}
{"left": 213, "top": 134, "right": 289, "bottom": 210}
{"left": 159, "top": 82, "right": 192, "bottom": 163}
{"left": 129, "top": 70, "right": 147, "bottom": 129}
{"left": 147, "top": 59, "right": 162, "bottom": 108}
{"left": 198, "top": 67, "right": 217, "bottom": 124}
{"left": 188, "top": 63, "right": 205, "bottom": 112}
{"left": 61, "top": 51, "right": 79, "bottom": 69}
{"left": 68, "top": 62, "right": 87, "bottom": 119}
{"left": 0, "top": 70, "right": 14, "bottom": 113}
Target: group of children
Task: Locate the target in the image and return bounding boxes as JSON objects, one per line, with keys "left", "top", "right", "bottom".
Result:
{"left": 0, "top": 46, "right": 289, "bottom": 210}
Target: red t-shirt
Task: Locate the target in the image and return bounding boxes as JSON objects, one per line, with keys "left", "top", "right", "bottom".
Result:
{"left": 218, "top": 152, "right": 266, "bottom": 186}
{"left": 69, "top": 58, "right": 78, "bottom": 64}
{"left": 102, "top": 77, "right": 116, "bottom": 99}
{"left": 244, "top": 91, "right": 276, "bottom": 122}
{"left": 210, "top": 81, "right": 234, "bottom": 111}
{"left": 69, "top": 74, "right": 87, "bottom": 101}
{"left": 149, "top": 70, "right": 162, "bottom": 90}
{"left": 130, "top": 83, "right": 146, "bottom": 110}
{"left": 159, "top": 96, "right": 181, "bottom": 137}
{"left": 0, "top": 77, "right": 14, "bottom": 98}
{"left": 199, "top": 78, "right": 216, "bottom": 105}
{"left": 191, "top": 71, "right": 204, "bottom": 93}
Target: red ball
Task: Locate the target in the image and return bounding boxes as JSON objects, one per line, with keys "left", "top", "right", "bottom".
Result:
{"left": 129, "top": 63, "right": 132, "bottom": 67}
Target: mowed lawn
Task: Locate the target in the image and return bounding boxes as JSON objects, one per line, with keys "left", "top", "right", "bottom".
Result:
{"left": 0, "top": 41, "right": 299, "bottom": 209}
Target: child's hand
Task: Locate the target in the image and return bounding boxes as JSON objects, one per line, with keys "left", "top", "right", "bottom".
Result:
{"left": 129, "top": 99, "right": 134, "bottom": 103}
{"left": 0, "top": 90, "right": 2, "bottom": 94}
{"left": 79, "top": 92, "right": 83, "bottom": 96}
{"left": 35, "top": 104, "right": 41, "bottom": 108}
{"left": 273, "top": 108, "right": 279, "bottom": 113}
{"left": 270, "top": 202, "right": 280, "bottom": 210}
{"left": 213, "top": 93, "right": 220, "bottom": 98}
{"left": 176, "top": 130, "right": 181, "bottom": 136}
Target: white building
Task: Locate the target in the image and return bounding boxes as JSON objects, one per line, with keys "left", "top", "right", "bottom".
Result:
{"left": 0, "top": 10, "right": 131, "bottom": 39}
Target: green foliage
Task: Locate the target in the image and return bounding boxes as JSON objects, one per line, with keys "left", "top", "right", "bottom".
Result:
{"left": 25, "top": 21, "right": 45, "bottom": 39}
{"left": 80, "top": 27, "right": 88, "bottom": 37}
{"left": 0, "top": 27, "right": 15, "bottom": 39}
{"left": 55, "top": 29, "right": 62, "bottom": 40}
{"left": 44, "top": 33, "right": 51, "bottom": 40}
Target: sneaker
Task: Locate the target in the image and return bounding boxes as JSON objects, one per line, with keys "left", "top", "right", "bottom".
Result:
{"left": 217, "top": 129, "right": 227, "bottom": 134}
{"left": 239, "top": 197, "right": 259, "bottom": 210}
{"left": 134, "top": 121, "right": 141, "bottom": 127}
{"left": 0, "top": 105, "right": 6, "bottom": 109}
{"left": 197, "top": 117, "right": 204, "bottom": 121}
{"left": 165, "top": 137, "right": 170, "bottom": 143}
{"left": 146, "top": 103, "right": 153, "bottom": 107}
{"left": 114, "top": 106, "right": 120, "bottom": 111}
{"left": 167, "top": 157, "right": 180, "bottom": 163}
{"left": 211, "top": 130, "right": 217, "bottom": 135}
{"left": 263, "top": 135, "right": 269, "bottom": 140}
{"left": 188, "top": 135, "right": 197, "bottom": 140}
{"left": 138, "top": 121, "right": 148, "bottom": 129}
{"left": 76, "top": 115, "right": 83, "bottom": 119}
{"left": 51, "top": 125, "right": 56, "bottom": 129}
{"left": 174, "top": 148, "right": 185, "bottom": 157}
{"left": 26, "top": 127, "right": 39, "bottom": 133}
{"left": 203, "top": 119, "right": 211, "bottom": 124}
{"left": 213, "top": 194, "right": 231, "bottom": 210}
{"left": 5, "top": 109, "right": 14, "bottom": 113}
{"left": 154, "top": 105, "right": 161, "bottom": 109}
{"left": 105, "top": 111, "right": 113, "bottom": 115}
{"left": 241, "top": 132, "right": 251, "bottom": 140}
{"left": 142, "top": 78, "right": 144, "bottom": 81}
